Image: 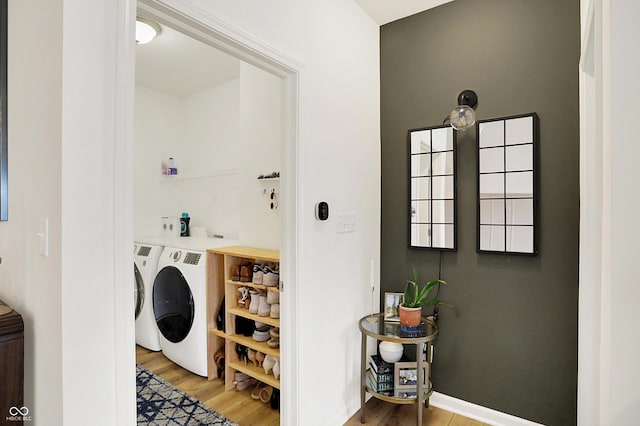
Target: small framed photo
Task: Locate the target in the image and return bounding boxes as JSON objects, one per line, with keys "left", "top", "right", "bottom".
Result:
{"left": 394, "top": 362, "right": 427, "bottom": 390}
{"left": 384, "top": 292, "right": 403, "bottom": 322}
{"left": 394, "top": 389, "right": 417, "bottom": 399}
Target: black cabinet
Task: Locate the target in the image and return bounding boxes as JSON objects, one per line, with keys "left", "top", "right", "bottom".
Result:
{"left": 0, "top": 300, "right": 24, "bottom": 426}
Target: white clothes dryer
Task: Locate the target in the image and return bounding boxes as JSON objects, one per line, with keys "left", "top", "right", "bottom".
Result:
{"left": 153, "top": 246, "right": 208, "bottom": 377}
{"left": 134, "top": 243, "right": 163, "bottom": 351}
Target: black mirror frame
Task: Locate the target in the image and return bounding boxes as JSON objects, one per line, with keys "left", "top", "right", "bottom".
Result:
{"left": 407, "top": 124, "right": 458, "bottom": 251}
{"left": 476, "top": 113, "right": 538, "bottom": 255}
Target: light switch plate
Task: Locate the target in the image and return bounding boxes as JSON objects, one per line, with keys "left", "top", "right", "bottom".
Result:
{"left": 37, "top": 217, "right": 49, "bottom": 258}
{"left": 336, "top": 214, "right": 356, "bottom": 233}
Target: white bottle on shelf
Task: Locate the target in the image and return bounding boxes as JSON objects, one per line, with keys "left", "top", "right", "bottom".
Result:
{"left": 168, "top": 157, "right": 177, "bottom": 175}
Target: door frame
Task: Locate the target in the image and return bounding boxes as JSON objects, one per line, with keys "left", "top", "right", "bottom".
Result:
{"left": 120, "top": 1, "right": 301, "bottom": 423}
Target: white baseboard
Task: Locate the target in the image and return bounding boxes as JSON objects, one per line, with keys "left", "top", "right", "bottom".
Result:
{"left": 429, "top": 392, "right": 545, "bottom": 426}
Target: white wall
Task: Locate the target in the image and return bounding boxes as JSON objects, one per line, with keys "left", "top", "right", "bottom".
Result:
{"left": 237, "top": 61, "right": 282, "bottom": 249}
{"left": 165, "top": 1, "right": 381, "bottom": 424}
{"left": 0, "top": 0, "right": 135, "bottom": 425}
{"left": 579, "top": 0, "right": 640, "bottom": 424}
{"left": 60, "top": 0, "right": 136, "bottom": 424}
{"left": 135, "top": 62, "right": 281, "bottom": 248}
{"left": 608, "top": 0, "right": 640, "bottom": 423}
{"left": 0, "top": 1, "right": 64, "bottom": 423}
{"left": 2, "top": 0, "right": 377, "bottom": 424}
{"left": 134, "top": 85, "right": 186, "bottom": 236}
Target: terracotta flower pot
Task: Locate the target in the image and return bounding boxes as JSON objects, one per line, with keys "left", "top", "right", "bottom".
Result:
{"left": 399, "top": 304, "right": 422, "bottom": 327}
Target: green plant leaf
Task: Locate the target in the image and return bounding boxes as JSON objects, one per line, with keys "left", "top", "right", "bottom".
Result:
{"left": 402, "top": 267, "right": 456, "bottom": 314}
{"left": 404, "top": 281, "right": 416, "bottom": 307}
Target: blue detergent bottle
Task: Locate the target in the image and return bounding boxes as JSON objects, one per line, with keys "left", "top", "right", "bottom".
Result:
{"left": 180, "top": 212, "right": 190, "bottom": 237}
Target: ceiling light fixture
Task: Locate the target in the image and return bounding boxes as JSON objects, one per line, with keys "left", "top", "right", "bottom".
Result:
{"left": 448, "top": 89, "right": 478, "bottom": 131}
{"left": 136, "top": 17, "right": 161, "bottom": 45}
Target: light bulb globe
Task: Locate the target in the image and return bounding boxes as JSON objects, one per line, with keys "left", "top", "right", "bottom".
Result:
{"left": 450, "top": 105, "right": 476, "bottom": 130}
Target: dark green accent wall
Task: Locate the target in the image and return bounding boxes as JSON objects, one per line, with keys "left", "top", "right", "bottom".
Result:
{"left": 380, "top": 1, "right": 579, "bottom": 424}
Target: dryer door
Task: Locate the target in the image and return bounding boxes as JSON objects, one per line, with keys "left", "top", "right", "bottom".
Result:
{"left": 134, "top": 263, "right": 144, "bottom": 319}
{"left": 152, "top": 266, "right": 194, "bottom": 343}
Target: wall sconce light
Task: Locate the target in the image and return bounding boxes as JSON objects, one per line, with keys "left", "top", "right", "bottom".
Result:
{"left": 136, "top": 17, "right": 161, "bottom": 45}
{"left": 449, "top": 90, "right": 478, "bottom": 131}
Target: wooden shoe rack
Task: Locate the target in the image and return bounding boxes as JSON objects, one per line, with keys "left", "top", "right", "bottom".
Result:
{"left": 207, "top": 246, "right": 280, "bottom": 390}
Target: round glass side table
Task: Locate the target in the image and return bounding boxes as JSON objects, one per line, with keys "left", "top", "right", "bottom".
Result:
{"left": 358, "top": 313, "right": 438, "bottom": 425}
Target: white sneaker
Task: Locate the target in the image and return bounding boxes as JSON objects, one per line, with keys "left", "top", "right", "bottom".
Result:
{"left": 266, "top": 291, "right": 279, "bottom": 304}
{"left": 270, "top": 303, "right": 280, "bottom": 319}
{"left": 252, "top": 263, "right": 264, "bottom": 284}
{"left": 263, "top": 263, "right": 280, "bottom": 287}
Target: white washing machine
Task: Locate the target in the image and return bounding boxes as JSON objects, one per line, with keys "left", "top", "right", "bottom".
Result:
{"left": 134, "top": 243, "right": 162, "bottom": 351}
{"left": 153, "top": 246, "right": 208, "bottom": 377}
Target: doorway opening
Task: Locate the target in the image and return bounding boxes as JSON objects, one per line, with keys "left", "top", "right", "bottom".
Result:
{"left": 133, "top": 1, "right": 300, "bottom": 424}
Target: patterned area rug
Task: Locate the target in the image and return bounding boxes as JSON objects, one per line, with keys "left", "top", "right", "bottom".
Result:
{"left": 137, "top": 365, "right": 237, "bottom": 426}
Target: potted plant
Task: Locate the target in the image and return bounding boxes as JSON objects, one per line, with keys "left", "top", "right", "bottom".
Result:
{"left": 399, "top": 267, "right": 454, "bottom": 328}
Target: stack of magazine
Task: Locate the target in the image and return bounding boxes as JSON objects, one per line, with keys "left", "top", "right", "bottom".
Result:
{"left": 366, "top": 354, "right": 394, "bottom": 396}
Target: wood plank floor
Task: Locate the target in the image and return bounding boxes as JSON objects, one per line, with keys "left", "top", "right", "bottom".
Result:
{"left": 138, "top": 345, "right": 486, "bottom": 426}
{"left": 136, "top": 345, "right": 280, "bottom": 426}
{"left": 344, "top": 397, "right": 489, "bottom": 426}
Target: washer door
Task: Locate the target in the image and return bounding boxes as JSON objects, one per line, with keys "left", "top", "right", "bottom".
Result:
{"left": 134, "top": 263, "right": 144, "bottom": 320}
{"left": 153, "top": 266, "right": 194, "bottom": 343}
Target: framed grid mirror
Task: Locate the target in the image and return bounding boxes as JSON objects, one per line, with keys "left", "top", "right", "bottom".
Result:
{"left": 477, "top": 113, "right": 538, "bottom": 255}
{"left": 408, "top": 125, "right": 457, "bottom": 250}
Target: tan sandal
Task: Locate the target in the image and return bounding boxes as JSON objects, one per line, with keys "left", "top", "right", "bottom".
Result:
{"left": 259, "top": 385, "right": 274, "bottom": 403}
{"left": 251, "top": 381, "right": 267, "bottom": 400}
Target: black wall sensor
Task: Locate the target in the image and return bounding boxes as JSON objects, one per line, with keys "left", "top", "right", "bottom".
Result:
{"left": 316, "top": 202, "right": 329, "bottom": 221}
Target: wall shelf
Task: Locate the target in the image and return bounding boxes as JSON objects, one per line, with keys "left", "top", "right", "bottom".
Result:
{"left": 160, "top": 168, "right": 239, "bottom": 182}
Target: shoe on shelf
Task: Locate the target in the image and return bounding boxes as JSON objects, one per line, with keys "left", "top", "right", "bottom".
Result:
{"left": 249, "top": 290, "right": 260, "bottom": 314}
{"left": 231, "top": 265, "right": 241, "bottom": 281}
{"left": 271, "top": 388, "right": 280, "bottom": 410}
{"left": 214, "top": 350, "right": 225, "bottom": 379}
{"left": 270, "top": 303, "right": 280, "bottom": 319}
{"left": 237, "top": 287, "right": 249, "bottom": 309}
{"left": 272, "top": 358, "right": 280, "bottom": 380}
{"left": 248, "top": 348, "right": 258, "bottom": 367}
{"left": 253, "top": 328, "right": 271, "bottom": 342}
{"left": 258, "top": 295, "right": 271, "bottom": 317}
{"left": 234, "top": 377, "right": 257, "bottom": 391}
{"left": 240, "top": 263, "right": 253, "bottom": 282}
{"left": 263, "top": 355, "right": 276, "bottom": 374}
{"left": 266, "top": 290, "right": 279, "bottom": 304}
{"left": 251, "top": 381, "right": 268, "bottom": 400}
{"left": 252, "top": 263, "right": 264, "bottom": 284}
{"left": 267, "top": 327, "right": 279, "bottom": 347}
{"left": 259, "top": 385, "right": 274, "bottom": 403}
{"left": 262, "top": 263, "right": 280, "bottom": 287}
{"left": 255, "top": 351, "right": 265, "bottom": 368}
{"left": 236, "top": 344, "right": 249, "bottom": 364}
{"left": 234, "top": 371, "right": 249, "bottom": 382}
